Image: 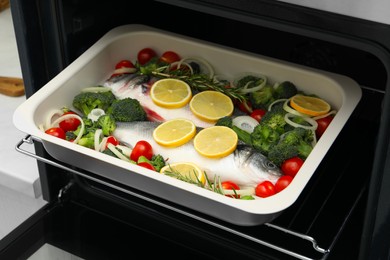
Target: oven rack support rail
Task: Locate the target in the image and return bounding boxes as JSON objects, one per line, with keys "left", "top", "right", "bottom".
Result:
{"left": 16, "top": 135, "right": 330, "bottom": 260}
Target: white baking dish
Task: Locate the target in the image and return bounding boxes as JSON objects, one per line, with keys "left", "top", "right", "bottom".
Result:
{"left": 13, "top": 24, "right": 362, "bottom": 225}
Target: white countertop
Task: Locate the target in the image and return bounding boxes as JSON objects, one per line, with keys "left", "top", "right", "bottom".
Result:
{"left": 0, "top": 8, "right": 40, "bottom": 198}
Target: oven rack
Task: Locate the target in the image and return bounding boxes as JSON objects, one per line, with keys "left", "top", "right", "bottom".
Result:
{"left": 16, "top": 134, "right": 334, "bottom": 260}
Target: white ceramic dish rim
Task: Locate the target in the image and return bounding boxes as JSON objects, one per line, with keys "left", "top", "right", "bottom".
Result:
{"left": 13, "top": 24, "right": 362, "bottom": 217}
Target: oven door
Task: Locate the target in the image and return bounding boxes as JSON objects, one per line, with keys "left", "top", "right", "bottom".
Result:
{"left": 0, "top": 165, "right": 366, "bottom": 260}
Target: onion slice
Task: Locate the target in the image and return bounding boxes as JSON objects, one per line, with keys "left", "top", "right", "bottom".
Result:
{"left": 312, "top": 110, "right": 337, "bottom": 120}
{"left": 116, "top": 144, "right": 133, "bottom": 158}
{"left": 80, "top": 86, "right": 112, "bottom": 93}
{"left": 88, "top": 108, "right": 105, "bottom": 122}
{"left": 222, "top": 187, "right": 255, "bottom": 197}
{"left": 179, "top": 57, "right": 215, "bottom": 78}
{"left": 283, "top": 99, "right": 307, "bottom": 117}
{"left": 45, "top": 109, "right": 63, "bottom": 130}
{"left": 284, "top": 113, "right": 318, "bottom": 130}
{"left": 107, "top": 143, "right": 132, "bottom": 162}
{"left": 94, "top": 129, "right": 103, "bottom": 151}
{"left": 232, "top": 115, "right": 259, "bottom": 133}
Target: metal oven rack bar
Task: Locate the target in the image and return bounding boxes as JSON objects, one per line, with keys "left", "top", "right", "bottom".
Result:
{"left": 16, "top": 134, "right": 330, "bottom": 260}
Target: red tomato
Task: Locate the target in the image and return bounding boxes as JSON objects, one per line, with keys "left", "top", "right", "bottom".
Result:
{"left": 250, "top": 109, "right": 267, "bottom": 122}
{"left": 111, "top": 60, "right": 136, "bottom": 77}
{"left": 45, "top": 127, "right": 66, "bottom": 139}
{"left": 115, "top": 60, "right": 135, "bottom": 69}
{"left": 221, "top": 181, "right": 240, "bottom": 198}
{"left": 237, "top": 100, "right": 253, "bottom": 114}
{"left": 159, "top": 51, "right": 181, "bottom": 64}
{"left": 255, "top": 181, "right": 276, "bottom": 198}
{"left": 130, "top": 140, "right": 153, "bottom": 161}
{"left": 316, "top": 115, "right": 334, "bottom": 139}
{"left": 137, "top": 162, "right": 156, "bottom": 171}
{"left": 275, "top": 175, "right": 293, "bottom": 193}
{"left": 59, "top": 111, "right": 81, "bottom": 132}
{"left": 281, "top": 157, "right": 304, "bottom": 177}
{"left": 105, "top": 136, "right": 119, "bottom": 148}
{"left": 137, "top": 48, "right": 157, "bottom": 65}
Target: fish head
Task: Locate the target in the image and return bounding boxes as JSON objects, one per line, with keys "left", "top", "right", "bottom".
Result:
{"left": 234, "top": 145, "right": 283, "bottom": 184}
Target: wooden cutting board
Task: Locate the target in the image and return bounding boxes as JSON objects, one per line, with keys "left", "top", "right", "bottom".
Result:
{"left": 0, "top": 76, "right": 25, "bottom": 97}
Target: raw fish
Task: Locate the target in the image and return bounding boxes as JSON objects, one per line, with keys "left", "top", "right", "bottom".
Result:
{"left": 104, "top": 74, "right": 214, "bottom": 128}
{"left": 114, "top": 121, "right": 283, "bottom": 187}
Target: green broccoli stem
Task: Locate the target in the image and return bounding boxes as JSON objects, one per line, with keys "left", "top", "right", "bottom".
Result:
{"left": 232, "top": 126, "right": 252, "bottom": 145}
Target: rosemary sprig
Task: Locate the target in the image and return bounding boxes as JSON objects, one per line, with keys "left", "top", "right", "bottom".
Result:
{"left": 138, "top": 60, "right": 248, "bottom": 102}
{"left": 162, "top": 165, "right": 226, "bottom": 196}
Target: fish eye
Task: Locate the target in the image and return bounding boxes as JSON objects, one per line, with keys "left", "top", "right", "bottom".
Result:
{"left": 265, "top": 161, "right": 277, "bottom": 169}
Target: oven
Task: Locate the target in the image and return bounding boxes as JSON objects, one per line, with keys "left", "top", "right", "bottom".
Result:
{"left": 1, "top": 0, "right": 390, "bottom": 259}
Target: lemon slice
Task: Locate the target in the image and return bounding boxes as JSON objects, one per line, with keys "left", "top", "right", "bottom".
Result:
{"left": 160, "top": 162, "right": 206, "bottom": 185}
{"left": 194, "top": 126, "right": 238, "bottom": 158}
{"left": 290, "top": 94, "right": 331, "bottom": 117}
{"left": 153, "top": 118, "right": 196, "bottom": 147}
{"left": 189, "top": 90, "right": 234, "bottom": 122}
{"left": 151, "top": 78, "right": 192, "bottom": 108}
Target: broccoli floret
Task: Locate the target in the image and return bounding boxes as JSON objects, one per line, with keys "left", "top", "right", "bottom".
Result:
{"left": 260, "top": 104, "right": 288, "bottom": 134}
{"left": 137, "top": 154, "right": 166, "bottom": 172}
{"left": 72, "top": 117, "right": 98, "bottom": 137}
{"left": 107, "top": 97, "right": 147, "bottom": 122}
{"left": 249, "top": 84, "right": 275, "bottom": 110}
{"left": 250, "top": 124, "right": 280, "bottom": 155}
{"left": 274, "top": 81, "right": 298, "bottom": 99}
{"left": 97, "top": 114, "right": 116, "bottom": 136}
{"left": 77, "top": 131, "right": 95, "bottom": 149}
{"left": 267, "top": 142, "right": 299, "bottom": 167}
{"left": 236, "top": 75, "right": 265, "bottom": 89}
{"left": 65, "top": 131, "right": 77, "bottom": 141}
{"left": 215, "top": 116, "right": 233, "bottom": 128}
{"left": 72, "top": 90, "right": 116, "bottom": 116}
{"left": 215, "top": 116, "right": 252, "bottom": 145}
{"left": 268, "top": 127, "right": 314, "bottom": 166}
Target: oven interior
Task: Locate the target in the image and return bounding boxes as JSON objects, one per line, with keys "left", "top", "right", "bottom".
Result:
{"left": 4, "top": 0, "right": 390, "bottom": 259}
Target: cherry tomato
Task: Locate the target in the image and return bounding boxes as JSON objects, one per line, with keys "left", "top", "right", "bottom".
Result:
{"left": 130, "top": 140, "right": 153, "bottom": 161}
{"left": 45, "top": 127, "right": 66, "bottom": 139}
{"left": 137, "top": 162, "right": 156, "bottom": 171}
{"left": 59, "top": 111, "right": 81, "bottom": 132}
{"left": 316, "top": 115, "right": 334, "bottom": 139}
{"left": 237, "top": 100, "right": 253, "bottom": 114}
{"left": 159, "top": 51, "right": 181, "bottom": 64}
{"left": 221, "top": 181, "right": 240, "bottom": 198}
{"left": 137, "top": 48, "right": 157, "bottom": 65}
{"left": 105, "top": 136, "right": 119, "bottom": 148}
{"left": 111, "top": 60, "right": 136, "bottom": 77}
{"left": 255, "top": 181, "right": 276, "bottom": 198}
{"left": 281, "top": 156, "right": 304, "bottom": 177}
{"left": 275, "top": 175, "right": 293, "bottom": 193}
{"left": 115, "top": 59, "right": 135, "bottom": 69}
{"left": 250, "top": 109, "right": 267, "bottom": 122}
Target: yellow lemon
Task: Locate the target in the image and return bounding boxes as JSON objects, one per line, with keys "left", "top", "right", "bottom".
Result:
{"left": 160, "top": 162, "right": 206, "bottom": 185}
{"left": 189, "top": 90, "right": 234, "bottom": 122}
{"left": 290, "top": 94, "right": 331, "bottom": 117}
{"left": 150, "top": 78, "right": 192, "bottom": 108}
{"left": 152, "top": 118, "right": 196, "bottom": 147}
{"left": 193, "top": 126, "right": 238, "bottom": 159}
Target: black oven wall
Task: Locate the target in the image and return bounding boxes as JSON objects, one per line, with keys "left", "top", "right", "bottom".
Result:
{"left": 10, "top": 0, "right": 390, "bottom": 259}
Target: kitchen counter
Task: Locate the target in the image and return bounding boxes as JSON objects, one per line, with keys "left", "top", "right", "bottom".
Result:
{"left": 0, "top": 7, "right": 40, "bottom": 198}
